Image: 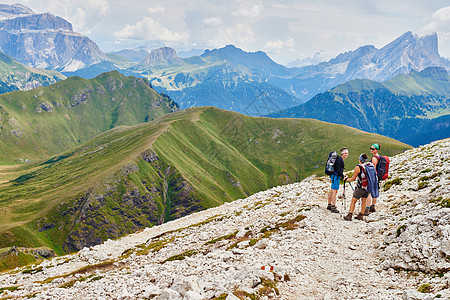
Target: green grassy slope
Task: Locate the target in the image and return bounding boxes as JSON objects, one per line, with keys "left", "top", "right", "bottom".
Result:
{"left": 0, "top": 107, "right": 410, "bottom": 256}
{"left": 0, "top": 71, "right": 179, "bottom": 162}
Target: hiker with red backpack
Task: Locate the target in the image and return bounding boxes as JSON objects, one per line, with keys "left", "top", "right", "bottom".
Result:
{"left": 326, "top": 148, "right": 349, "bottom": 213}
{"left": 367, "top": 143, "right": 390, "bottom": 213}
{"left": 343, "top": 153, "right": 379, "bottom": 221}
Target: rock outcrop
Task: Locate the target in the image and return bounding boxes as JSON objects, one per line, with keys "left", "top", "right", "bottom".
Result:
{"left": 0, "top": 138, "right": 449, "bottom": 299}
{"left": 0, "top": 4, "right": 108, "bottom": 72}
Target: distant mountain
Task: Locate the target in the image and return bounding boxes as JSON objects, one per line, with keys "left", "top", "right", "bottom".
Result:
{"left": 129, "top": 45, "right": 301, "bottom": 115}
{"left": 281, "top": 32, "right": 450, "bottom": 101}
{"left": 0, "top": 51, "right": 65, "bottom": 92}
{"left": 269, "top": 67, "right": 450, "bottom": 146}
{"left": 178, "top": 48, "right": 205, "bottom": 58}
{"left": 0, "top": 107, "right": 410, "bottom": 253}
{"left": 0, "top": 4, "right": 110, "bottom": 73}
{"left": 0, "top": 71, "right": 179, "bottom": 161}
{"left": 137, "top": 47, "right": 183, "bottom": 69}
{"left": 110, "top": 46, "right": 150, "bottom": 62}
{"left": 122, "top": 32, "right": 450, "bottom": 116}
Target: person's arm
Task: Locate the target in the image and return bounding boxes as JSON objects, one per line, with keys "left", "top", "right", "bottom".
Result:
{"left": 347, "top": 166, "right": 360, "bottom": 182}
{"left": 372, "top": 156, "right": 379, "bottom": 167}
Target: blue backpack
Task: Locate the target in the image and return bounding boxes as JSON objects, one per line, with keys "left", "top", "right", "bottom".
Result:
{"left": 361, "top": 163, "right": 379, "bottom": 198}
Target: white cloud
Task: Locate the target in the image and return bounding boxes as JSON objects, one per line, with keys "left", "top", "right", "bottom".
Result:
{"left": 209, "top": 23, "right": 255, "bottom": 48}
{"left": 114, "top": 17, "right": 189, "bottom": 43}
{"left": 232, "top": 4, "right": 262, "bottom": 19}
{"left": 263, "top": 37, "right": 295, "bottom": 54}
{"left": 423, "top": 6, "right": 450, "bottom": 32}
{"left": 16, "top": 0, "right": 110, "bottom": 34}
{"left": 203, "top": 17, "right": 223, "bottom": 28}
{"left": 148, "top": 6, "right": 165, "bottom": 14}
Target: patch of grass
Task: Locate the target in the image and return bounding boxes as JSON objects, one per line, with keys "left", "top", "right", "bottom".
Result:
{"left": 0, "top": 286, "right": 18, "bottom": 293}
{"left": 417, "top": 181, "right": 429, "bottom": 190}
{"left": 430, "top": 197, "right": 450, "bottom": 208}
{"left": 163, "top": 249, "right": 198, "bottom": 263}
{"left": 396, "top": 225, "right": 407, "bottom": 237}
{"left": 383, "top": 177, "right": 402, "bottom": 191}
{"left": 205, "top": 231, "right": 237, "bottom": 245}
{"left": 420, "top": 169, "right": 432, "bottom": 174}
{"left": 212, "top": 294, "right": 228, "bottom": 300}
{"left": 419, "top": 172, "right": 442, "bottom": 182}
{"left": 417, "top": 283, "right": 432, "bottom": 293}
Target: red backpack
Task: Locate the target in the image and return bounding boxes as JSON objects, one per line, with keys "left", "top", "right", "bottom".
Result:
{"left": 375, "top": 155, "right": 390, "bottom": 181}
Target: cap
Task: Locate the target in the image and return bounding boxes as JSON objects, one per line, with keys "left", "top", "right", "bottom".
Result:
{"left": 359, "top": 154, "right": 367, "bottom": 163}
{"left": 371, "top": 143, "right": 380, "bottom": 150}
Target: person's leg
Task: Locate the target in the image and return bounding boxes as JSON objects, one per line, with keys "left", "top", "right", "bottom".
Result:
{"left": 330, "top": 189, "right": 338, "bottom": 206}
{"left": 344, "top": 197, "right": 358, "bottom": 220}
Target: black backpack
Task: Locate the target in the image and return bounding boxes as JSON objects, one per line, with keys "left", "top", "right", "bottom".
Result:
{"left": 325, "top": 151, "right": 338, "bottom": 175}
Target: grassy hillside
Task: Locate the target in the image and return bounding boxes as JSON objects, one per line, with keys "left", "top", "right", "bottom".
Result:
{"left": 0, "top": 107, "right": 410, "bottom": 258}
{"left": 269, "top": 67, "right": 450, "bottom": 146}
{"left": 0, "top": 71, "right": 179, "bottom": 162}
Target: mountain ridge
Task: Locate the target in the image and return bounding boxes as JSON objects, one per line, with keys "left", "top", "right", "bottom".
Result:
{"left": 269, "top": 66, "right": 450, "bottom": 146}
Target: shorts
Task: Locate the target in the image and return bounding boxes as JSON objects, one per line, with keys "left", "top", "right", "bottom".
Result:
{"left": 330, "top": 174, "right": 340, "bottom": 190}
{"left": 353, "top": 187, "right": 369, "bottom": 199}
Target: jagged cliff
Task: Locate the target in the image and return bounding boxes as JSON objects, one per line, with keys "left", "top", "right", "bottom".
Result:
{"left": 0, "top": 4, "right": 108, "bottom": 72}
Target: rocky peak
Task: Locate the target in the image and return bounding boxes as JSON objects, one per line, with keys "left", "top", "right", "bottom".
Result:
{"left": 139, "top": 47, "right": 182, "bottom": 67}
{"left": 0, "top": 3, "right": 34, "bottom": 20}
{"left": 0, "top": 4, "right": 108, "bottom": 72}
{"left": 0, "top": 12, "right": 73, "bottom": 31}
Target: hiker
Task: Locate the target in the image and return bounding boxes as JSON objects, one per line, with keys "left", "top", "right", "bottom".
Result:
{"left": 343, "top": 153, "right": 370, "bottom": 221}
{"left": 367, "top": 143, "right": 381, "bottom": 212}
{"left": 327, "top": 148, "right": 348, "bottom": 213}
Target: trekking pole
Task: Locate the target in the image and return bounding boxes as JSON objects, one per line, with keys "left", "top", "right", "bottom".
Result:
{"left": 341, "top": 179, "right": 346, "bottom": 213}
{"left": 348, "top": 181, "right": 354, "bottom": 191}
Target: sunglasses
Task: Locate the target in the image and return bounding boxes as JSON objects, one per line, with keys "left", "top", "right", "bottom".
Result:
{"left": 370, "top": 147, "right": 376, "bottom": 150}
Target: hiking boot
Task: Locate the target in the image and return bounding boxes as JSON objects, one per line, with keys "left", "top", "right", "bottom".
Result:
{"left": 343, "top": 213, "right": 352, "bottom": 221}
{"left": 327, "top": 204, "right": 332, "bottom": 211}
{"left": 355, "top": 213, "right": 364, "bottom": 221}
{"left": 369, "top": 205, "right": 376, "bottom": 213}
{"left": 330, "top": 206, "right": 339, "bottom": 213}
{"left": 364, "top": 207, "right": 370, "bottom": 216}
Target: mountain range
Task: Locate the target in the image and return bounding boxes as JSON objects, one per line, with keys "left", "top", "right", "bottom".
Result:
{"left": 1, "top": 4, "right": 449, "bottom": 119}
{"left": 128, "top": 32, "right": 450, "bottom": 115}
{"left": 268, "top": 66, "right": 450, "bottom": 146}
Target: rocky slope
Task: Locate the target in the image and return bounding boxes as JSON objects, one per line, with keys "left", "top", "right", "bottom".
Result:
{"left": 0, "top": 4, "right": 109, "bottom": 72}
{"left": 0, "top": 138, "right": 448, "bottom": 299}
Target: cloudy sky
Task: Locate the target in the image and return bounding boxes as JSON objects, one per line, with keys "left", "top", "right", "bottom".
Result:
{"left": 4, "top": 0, "right": 450, "bottom": 65}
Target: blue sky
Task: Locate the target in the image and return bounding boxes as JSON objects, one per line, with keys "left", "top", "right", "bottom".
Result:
{"left": 4, "top": 0, "right": 450, "bottom": 65}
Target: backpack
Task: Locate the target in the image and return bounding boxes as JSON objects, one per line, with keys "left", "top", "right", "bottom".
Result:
{"left": 357, "top": 165, "right": 368, "bottom": 189}
{"left": 375, "top": 155, "right": 390, "bottom": 181}
{"left": 360, "top": 162, "right": 379, "bottom": 198}
{"left": 325, "top": 151, "right": 338, "bottom": 175}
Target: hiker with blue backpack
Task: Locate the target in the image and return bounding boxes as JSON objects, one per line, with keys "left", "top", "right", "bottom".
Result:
{"left": 343, "top": 153, "right": 379, "bottom": 221}
{"left": 366, "top": 143, "right": 390, "bottom": 213}
{"left": 326, "top": 148, "right": 349, "bottom": 213}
